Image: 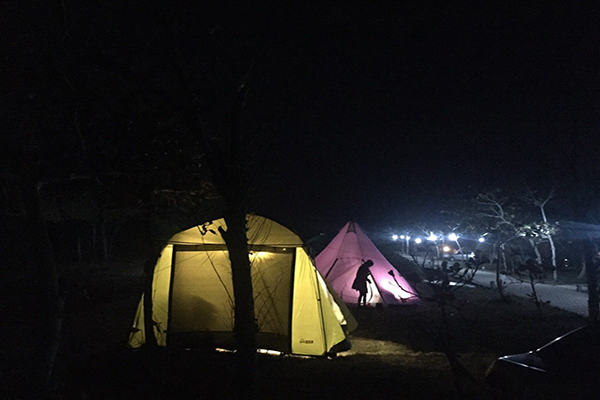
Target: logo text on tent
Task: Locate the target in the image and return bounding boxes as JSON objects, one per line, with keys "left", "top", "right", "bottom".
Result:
{"left": 299, "top": 339, "right": 314, "bottom": 344}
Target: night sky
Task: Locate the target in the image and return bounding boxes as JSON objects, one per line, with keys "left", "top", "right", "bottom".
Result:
{"left": 228, "top": 2, "right": 600, "bottom": 238}
{"left": 6, "top": 2, "right": 600, "bottom": 240}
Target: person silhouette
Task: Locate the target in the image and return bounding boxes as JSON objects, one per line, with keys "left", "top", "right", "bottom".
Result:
{"left": 352, "top": 260, "right": 374, "bottom": 306}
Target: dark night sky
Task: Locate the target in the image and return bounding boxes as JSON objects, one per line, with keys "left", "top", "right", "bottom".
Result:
{"left": 6, "top": 2, "right": 600, "bottom": 240}
{"left": 226, "top": 2, "right": 600, "bottom": 238}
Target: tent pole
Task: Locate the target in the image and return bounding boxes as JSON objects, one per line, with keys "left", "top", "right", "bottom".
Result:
{"left": 288, "top": 249, "right": 297, "bottom": 354}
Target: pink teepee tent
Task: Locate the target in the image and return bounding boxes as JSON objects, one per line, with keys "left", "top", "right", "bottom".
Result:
{"left": 315, "top": 222, "right": 420, "bottom": 306}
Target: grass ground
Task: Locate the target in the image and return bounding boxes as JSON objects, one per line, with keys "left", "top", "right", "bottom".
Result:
{"left": 1, "top": 260, "right": 589, "bottom": 399}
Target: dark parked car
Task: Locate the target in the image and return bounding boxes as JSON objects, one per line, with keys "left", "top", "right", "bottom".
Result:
{"left": 486, "top": 325, "right": 600, "bottom": 399}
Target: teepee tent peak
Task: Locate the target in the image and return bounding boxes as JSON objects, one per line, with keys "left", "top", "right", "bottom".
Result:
{"left": 128, "top": 214, "right": 355, "bottom": 357}
{"left": 315, "top": 221, "right": 420, "bottom": 306}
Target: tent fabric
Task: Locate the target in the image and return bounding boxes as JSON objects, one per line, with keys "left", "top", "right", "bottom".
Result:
{"left": 315, "top": 221, "right": 420, "bottom": 306}
{"left": 168, "top": 216, "right": 303, "bottom": 247}
{"left": 128, "top": 214, "right": 355, "bottom": 356}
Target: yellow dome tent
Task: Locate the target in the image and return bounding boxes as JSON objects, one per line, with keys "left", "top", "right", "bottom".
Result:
{"left": 128, "top": 214, "right": 356, "bottom": 356}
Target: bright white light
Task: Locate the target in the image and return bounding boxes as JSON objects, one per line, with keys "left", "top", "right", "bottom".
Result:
{"left": 448, "top": 233, "right": 459, "bottom": 241}
{"left": 427, "top": 233, "right": 438, "bottom": 241}
{"left": 414, "top": 238, "right": 422, "bottom": 244}
{"left": 478, "top": 237, "right": 485, "bottom": 243}
{"left": 442, "top": 245, "right": 451, "bottom": 252}
{"left": 406, "top": 236, "right": 411, "bottom": 240}
{"left": 392, "top": 234, "right": 398, "bottom": 241}
{"left": 399, "top": 235, "right": 405, "bottom": 239}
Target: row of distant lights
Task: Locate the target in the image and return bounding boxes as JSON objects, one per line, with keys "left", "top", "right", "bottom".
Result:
{"left": 392, "top": 233, "right": 486, "bottom": 244}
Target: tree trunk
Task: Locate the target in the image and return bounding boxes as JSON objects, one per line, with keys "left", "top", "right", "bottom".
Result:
{"left": 22, "top": 180, "right": 64, "bottom": 396}
{"left": 495, "top": 255, "right": 502, "bottom": 293}
{"left": 528, "top": 238, "right": 543, "bottom": 265}
{"left": 201, "top": 84, "right": 257, "bottom": 399}
{"left": 529, "top": 270, "right": 542, "bottom": 316}
{"left": 500, "top": 243, "right": 508, "bottom": 273}
{"left": 143, "top": 250, "right": 159, "bottom": 348}
{"left": 222, "top": 86, "right": 257, "bottom": 398}
{"left": 538, "top": 200, "right": 558, "bottom": 281}
{"left": 220, "top": 212, "right": 257, "bottom": 399}
{"left": 578, "top": 255, "right": 587, "bottom": 280}
{"left": 584, "top": 241, "right": 599, "bottom": 325}
{"left": 547, "top": 234, "right": 558, "bottom": 281}
{"left": 494, "top": 244, "right": 506, "bottom": 301}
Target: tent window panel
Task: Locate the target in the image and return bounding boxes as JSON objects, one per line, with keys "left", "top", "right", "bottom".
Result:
{"left": 169, "top": 249, "right": 293, "bottom": 336}
{"left": 251, "top": 251, "right": 292, "bottom": 337}
{"left": 169, "top": 251, "right": 234, "bottom": 333}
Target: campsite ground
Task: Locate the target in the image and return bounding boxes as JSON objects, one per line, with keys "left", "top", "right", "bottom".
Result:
{"left": 1, "top": 260, "right": 588, "bottom": 399}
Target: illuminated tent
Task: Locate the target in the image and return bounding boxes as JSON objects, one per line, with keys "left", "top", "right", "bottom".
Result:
{"left": 315, "top": 222, "right": 420, "bottom": 306}
{"left": 128, "top": 214, "right": 356, "bottom": 356}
